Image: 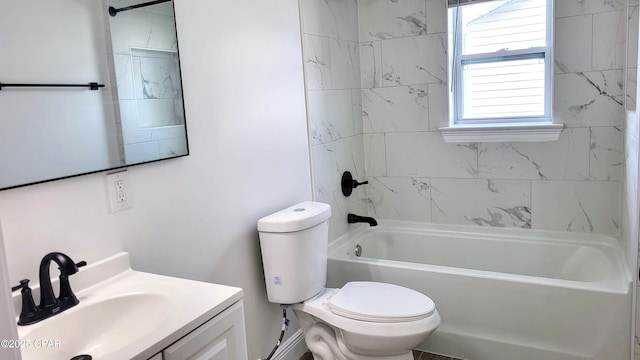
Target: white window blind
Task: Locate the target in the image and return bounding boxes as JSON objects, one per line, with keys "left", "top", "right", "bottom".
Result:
{"left": 449, "top": 0, "right": 552, "bottom": 126}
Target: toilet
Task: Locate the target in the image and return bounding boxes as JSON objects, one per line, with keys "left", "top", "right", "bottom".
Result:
{"left": 258, "top": 201, "right": 440, "bottom": 360}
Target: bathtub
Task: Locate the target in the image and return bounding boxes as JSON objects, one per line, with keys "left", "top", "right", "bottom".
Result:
{"left": 326, "top": 221, "right": 632, "bottom": 360}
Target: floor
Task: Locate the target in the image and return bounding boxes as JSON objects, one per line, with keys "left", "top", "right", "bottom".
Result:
{"left": 300, "top": 350, "right": 462, "bottom": 360}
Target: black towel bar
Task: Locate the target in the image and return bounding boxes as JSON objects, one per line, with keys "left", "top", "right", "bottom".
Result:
{"left": 0, "top": 82, "right": 105, "bottom": 91}
{"left": 108, "top": 0, "right": 171, "bottom": 17}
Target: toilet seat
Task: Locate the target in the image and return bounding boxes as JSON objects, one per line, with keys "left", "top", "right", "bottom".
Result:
{"left": 291, "top": 282, "right": 440, "bottom": 356}
{"left": 328, "top": 282, "right": 435, "bottom": 323}
{"left": 292, "top": 283, "right": 440, "bottom": 342}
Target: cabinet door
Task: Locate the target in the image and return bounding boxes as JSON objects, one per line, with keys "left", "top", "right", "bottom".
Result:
{"left": 163, "top": 301, "right": 248, "bottom": 360}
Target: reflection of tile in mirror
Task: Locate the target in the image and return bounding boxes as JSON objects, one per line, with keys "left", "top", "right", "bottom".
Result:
{"left": 131, "top": 48, "right": 180, "bottom": 100}
{"left": 159, "top": 137, "right": 188, "bottom": 159}
{"left": 108, "top": 6, "right": 177, "bottom": 54}
{"left": 129, "top": 48, "right": 183, "bottom": 128}
{"left": 114, "top": 54, "right": 135, "bottom": 100}
{"left": 137, "top": 99, "right": 181, "bottom": 128}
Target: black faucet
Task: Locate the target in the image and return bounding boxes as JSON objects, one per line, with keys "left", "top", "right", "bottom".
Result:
{"left": 11, "top": 252, "right": 86, "bottom": 325}
{"left": 347, "top": 213, "right": 378, "bottom": 226}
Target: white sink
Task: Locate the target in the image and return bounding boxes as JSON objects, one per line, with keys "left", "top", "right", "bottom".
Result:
{"left": 20, "top": 293, "right": 171, "bottom": 360}
{"left": 14, "top": 253, "right": 243, "bottom": 360}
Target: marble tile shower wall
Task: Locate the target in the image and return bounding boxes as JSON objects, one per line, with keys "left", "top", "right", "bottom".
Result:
{"left": 359, "top": 0, "right": 625, "bottom": 235}
{"left": 303, "top": 0, "right": 626, "bottom": 238}
{"left": 301, "top": 0, "right": 368, "bottom": 240}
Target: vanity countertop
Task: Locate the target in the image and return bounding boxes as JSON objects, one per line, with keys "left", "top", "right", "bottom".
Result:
{"left": 13, "top": 252, "right": 243, "bottom": 360}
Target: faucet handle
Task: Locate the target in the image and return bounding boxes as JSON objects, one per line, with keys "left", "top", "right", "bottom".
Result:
{"left": 11, "top": 279, "right": 40, "bottom": 326}
{"left": 341, "top": 171, "right": 368, "bottom": 196}
{"left": 55, "top": 260, "right": 86, "bottom": 274}
{"left": 11, "top": 279, "right": 30, "bottom": 292}
{"left": 58, "top": 261, "right": 85, "bottom": 308}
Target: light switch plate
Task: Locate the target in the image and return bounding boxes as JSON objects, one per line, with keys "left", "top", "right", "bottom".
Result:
{"left": 105, "top": 170, "right": 133, "bottom": 213}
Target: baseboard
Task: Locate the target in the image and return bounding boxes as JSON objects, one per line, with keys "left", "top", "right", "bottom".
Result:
{"left": 271, "top": 329, "right": 307, "bottom": 360}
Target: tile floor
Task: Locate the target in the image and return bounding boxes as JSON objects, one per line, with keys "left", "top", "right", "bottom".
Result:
{"left": 300, "top": 350, "right": 461, "bottom": 360}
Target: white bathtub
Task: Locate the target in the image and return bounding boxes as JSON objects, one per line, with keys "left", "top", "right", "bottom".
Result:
{"left": 327, "top": 221, "right": 632, "bottom": 360}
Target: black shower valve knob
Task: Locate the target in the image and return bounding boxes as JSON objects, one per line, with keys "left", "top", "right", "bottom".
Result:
{"left": 341, "top": 171, "right": 368, "bottom": 197}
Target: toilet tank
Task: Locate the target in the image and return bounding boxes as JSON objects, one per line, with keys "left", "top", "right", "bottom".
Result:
{"left": 258, "top": 201, "right": 331, "bottom": 304}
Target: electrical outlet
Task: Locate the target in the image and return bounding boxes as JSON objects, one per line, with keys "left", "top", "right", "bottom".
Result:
{"left": 105, "top": 170, "right": 132, "bottom": 213}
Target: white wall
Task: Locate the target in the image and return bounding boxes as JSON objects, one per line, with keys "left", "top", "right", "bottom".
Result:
{"left": 0, "top": 1, "right": 311, "bottom": 359}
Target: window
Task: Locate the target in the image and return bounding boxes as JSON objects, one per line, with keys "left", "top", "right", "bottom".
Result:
{"left": 442, "top": 0, "right": 561, "bottom": 142}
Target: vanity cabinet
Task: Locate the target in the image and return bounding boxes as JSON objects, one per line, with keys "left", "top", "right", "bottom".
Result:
{"left": 162, "top": 300, "right": 248, "bottom": 360}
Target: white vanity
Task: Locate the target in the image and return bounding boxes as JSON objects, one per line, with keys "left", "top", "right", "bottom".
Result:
{"left": 12, "top": 252, "right": 247, "bottom": 360}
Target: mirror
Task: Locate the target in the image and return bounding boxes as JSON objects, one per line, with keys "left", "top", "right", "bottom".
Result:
{"left": 0, "top": 0, "right": 188, "bottom": 190}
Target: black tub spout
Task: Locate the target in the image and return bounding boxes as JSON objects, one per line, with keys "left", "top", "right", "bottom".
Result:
{"left": 347, "top": 213, "right": 378, "bottom": 226}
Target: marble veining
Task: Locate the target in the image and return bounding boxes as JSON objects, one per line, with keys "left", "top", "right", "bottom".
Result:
{"left": 360, "top": 41, "right": 382, "bottom": 88}
{"left": 133, "top": 55, "right": 181, "bottom": 100}
{"left": 556, "top": 70, "right": 624, "bottom": 127}
{"left": 590, "top": 126, "right": 623, "bottom": 181}
{"left": 366, "top": 176, "right": 431, "bottom": 221}
{"left": 465, "top": 206, "right": 531, "bottom": 228}
{"left": 531, "top": 181, "right": 620, "bottom": 234}
{"left": 382, "top": 34, "right": 447, "bottom": 86}
{"left": 573, "top": 200, "right": 595, "bottom": 232}
{"left": 303, "top": 35, "right": 332, "bottom": 91}
{"left": 573, "top": 72, "right": 623, "bottom": 109}
{"left": 478, "top": 128, "right": 590, "bottom": 180}
{"left": 627, "top": 6, "right": 639, "bottom": 111}
{"left": 358, "top": 0, "right": 427, "bottom": 41}
{"left": 312, "top": 142, "right": 339, "bottom": 198}
{"left": 362, "top": 85, "right": 428, "bottom": 133}
{"left": 308, "top": 90, "right": 354, "bottom": 145}
{"left": 431, "top": 179, "right": 531, "bottom": 229}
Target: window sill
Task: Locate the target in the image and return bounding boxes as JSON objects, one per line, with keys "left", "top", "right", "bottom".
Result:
{"left": 439, "top": 123, "right": 564, "bottom": 143}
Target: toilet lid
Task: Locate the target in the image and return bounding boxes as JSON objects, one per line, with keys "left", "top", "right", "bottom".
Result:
{"left": 328, "top": 281, "right": 435, "bottom": 323}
